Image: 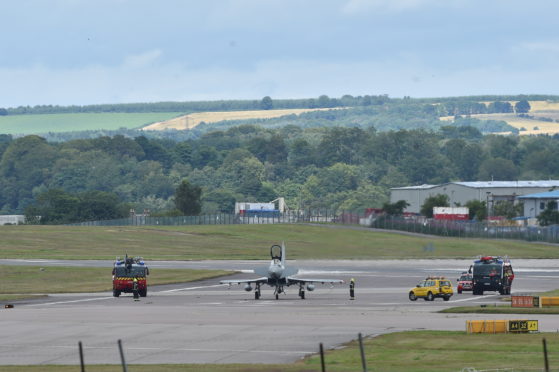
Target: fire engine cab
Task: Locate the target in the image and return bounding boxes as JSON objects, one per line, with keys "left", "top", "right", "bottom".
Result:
{"left": 470, "top": 256, "right": 514, "bottom": 295}
{"left": 112, "top": 256, "right": 149, "bottom": 297}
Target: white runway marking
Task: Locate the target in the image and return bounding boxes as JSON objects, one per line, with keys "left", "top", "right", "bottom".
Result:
{"left": 0, "top": 344, "right": 312, "bottom": 355}
{"left": 451, "top": 294, "right": 500, "bottom": 303}
{"left": 14, "top": 259, "right": 65, "bottom": 264}
{"left": 159, "top": 284, "right": 227, "bottom": 293}
{"left": 25, "top": 296, "right": 114, "bottom": 306}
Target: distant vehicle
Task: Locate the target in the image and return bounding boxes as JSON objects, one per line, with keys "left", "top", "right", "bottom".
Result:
{"left": 470, "top": 256, "right": 514, "bottom": 295}
{"left": 409, "top": 276, "right": 453, "bottom": 301}
{"left": 456, "top": 272, "right": 473, "bottom": 294}
{"left": 112, "top": 255, "right": 149, "bottom": 297}
{"left": 220, "top": 242, "right": 343, "bottom": 300}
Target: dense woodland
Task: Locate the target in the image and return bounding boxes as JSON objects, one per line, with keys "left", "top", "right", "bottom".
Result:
{"left": 1, "top": 95, "right": 559, "bottom": 223}
{"left": 3, "top": 125, "right": 559, "bottom": 221}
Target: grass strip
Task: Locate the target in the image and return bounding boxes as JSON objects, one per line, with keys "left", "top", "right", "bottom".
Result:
{"left": 443, "top": 288, "right": 559, "bottom": 314}
{"left": 0, "top": 224, "right": 556, "bottom": 260}
{"left": 0, "top": 265, "right": 232, "bottom": 296}
{"left": 2, "top": 331, "right": 558, "bottom": 371}
{"left": 0, "top": 294, "right": 46, "bottom": 302}
{"left": 441, "top": 305, "right": 559, "bottom": 314}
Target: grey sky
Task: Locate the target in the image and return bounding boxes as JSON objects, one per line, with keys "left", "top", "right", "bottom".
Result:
{"left": 1, "top": 0, "right": 558, "bottom": 107}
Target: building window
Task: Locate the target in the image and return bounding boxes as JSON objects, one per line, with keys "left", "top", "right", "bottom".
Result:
{"left": 540, "top": 202, "right": 545, "bottom": 210}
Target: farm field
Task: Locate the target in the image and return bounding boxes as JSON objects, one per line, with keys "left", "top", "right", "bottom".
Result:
{"left": 0, "top": 112, "right": 184, "bottom": 134}
{"left": 142, "top": 107, "right": 345, "bottom": 130}
{"left": 0, "top": 224, "right": 557, "bottom": 260}
{"left": 441, "top": 100, "right": 559, "bottom": 135}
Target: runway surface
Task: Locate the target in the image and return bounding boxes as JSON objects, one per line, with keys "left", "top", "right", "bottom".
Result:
{"left": 2, "top": 258, "right": 559, "bottom": 365}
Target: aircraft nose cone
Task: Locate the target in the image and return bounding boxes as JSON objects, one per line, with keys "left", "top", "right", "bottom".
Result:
{"left": 269, "top": 266, "right": 282, "bottom": 278}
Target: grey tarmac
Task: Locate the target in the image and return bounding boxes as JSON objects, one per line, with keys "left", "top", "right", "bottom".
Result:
{"left": 2, "top": 259, "right": 559, "bottom": 365}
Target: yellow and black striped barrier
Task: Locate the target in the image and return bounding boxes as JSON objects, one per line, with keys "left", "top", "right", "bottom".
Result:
{"left": 466, "top": 319, "right": 538, "bottom": 334}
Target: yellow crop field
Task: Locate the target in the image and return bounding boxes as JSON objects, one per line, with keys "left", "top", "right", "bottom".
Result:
{"left": 526, "top": 100, "right": 559, "bottom": 112}
{"left": 441, "top": 100, "right": 559, "bottom": 135}
{"left": 142, "top": 107, "right": 343, "bottom": 131}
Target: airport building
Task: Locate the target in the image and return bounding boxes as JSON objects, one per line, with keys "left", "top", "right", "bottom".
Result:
{"left": 517, "top": 190, "right": 559, "bottom": 219}
{"left": 390, "top": 181, "right": 559, "bottom": 215}
{"left": 0, "top": 215, "right": 25, "bottom": 225}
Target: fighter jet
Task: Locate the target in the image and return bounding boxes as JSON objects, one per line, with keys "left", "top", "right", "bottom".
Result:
{"left": 220, "top": 242, "right": 344, "bottom": 300}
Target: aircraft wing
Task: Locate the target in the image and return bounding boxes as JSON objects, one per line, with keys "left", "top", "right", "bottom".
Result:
{"left": 287, "top": 277, "right": 344, "bottom": 285}
{"left": 220, "top": 277, "right": 268, "bottom": 285}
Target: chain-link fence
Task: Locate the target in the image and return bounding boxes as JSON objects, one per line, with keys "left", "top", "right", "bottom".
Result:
{"left": 69, "top": 212, "right": 559, "bottom": 245}
{"left": 371, "top": 216, "right": 559, "bottom": 244}
{"left": 69, "top": 210, "right": 358, "bottom": 227}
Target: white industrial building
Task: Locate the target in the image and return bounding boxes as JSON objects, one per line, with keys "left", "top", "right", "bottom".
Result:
{"left": 517, "top": 190, "right": 559, "bottom": 219}
{"left": 390, "top": 181, "right": 559, "bottom": 215}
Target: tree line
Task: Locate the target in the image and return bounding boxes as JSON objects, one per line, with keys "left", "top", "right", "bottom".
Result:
{"left": 2, "top": 123, "right": 559, "bottom": 223}
{"left": 20, "top": 98, "right": 521, "bottom": 145}
{"left": 2, "top": 94, "right": 553, "bottom": 116}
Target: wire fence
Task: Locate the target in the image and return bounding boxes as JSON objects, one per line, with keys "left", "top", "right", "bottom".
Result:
{"left": 69, "top": 211, "right": 559, "bottom": 245}
{"left": 371, "top": 216, "right": 559, "bottom": 244}
{"left": 69, "top": 210, "right": 352, "bottom": 227}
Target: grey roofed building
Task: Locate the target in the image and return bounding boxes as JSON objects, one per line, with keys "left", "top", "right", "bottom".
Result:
{"left": 390, "top": 181, "right": 559, "bottom": 215}
{"left": 517, "top": 190, "right": 559, "bottom": 219}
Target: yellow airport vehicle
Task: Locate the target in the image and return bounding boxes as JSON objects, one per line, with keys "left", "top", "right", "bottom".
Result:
{"left": 409, "top": 276, "right": 453, "bottom": 302}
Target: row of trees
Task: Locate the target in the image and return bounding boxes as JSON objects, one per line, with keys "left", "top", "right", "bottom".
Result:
{"left": 24, "top": 180, "right": 202, "bottom": 225}
{"left": 2, "top": 94, "right": 547, "bottom": 117}
{"left": 3, "top": 123, "right": 559, "bottom": 221}
{"left": 1, "top": 94, "right": 391, "bottom": 115}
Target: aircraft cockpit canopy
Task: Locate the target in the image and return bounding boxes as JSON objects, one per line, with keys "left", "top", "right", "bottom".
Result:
{"left": 270, "top": 244, "right": 282, "bottom": 261}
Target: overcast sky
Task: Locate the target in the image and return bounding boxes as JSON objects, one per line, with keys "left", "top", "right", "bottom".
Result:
{"left": 1, "top": 0, "right": 558, "bottom": 107}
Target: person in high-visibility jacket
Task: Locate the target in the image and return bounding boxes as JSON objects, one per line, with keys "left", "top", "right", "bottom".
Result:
{"left": 349, "top": 278, "right": 355, "bottom": 300}
{"left": 133, "top": 277, "right": 140, "bottom": 300}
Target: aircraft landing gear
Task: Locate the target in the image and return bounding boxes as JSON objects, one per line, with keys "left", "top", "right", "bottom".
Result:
{"left": 274, "top": 286, "right": 283, "bottom": 300}
{"left": 255, "top": 284, "right": 261, "bottom": 300}
{"left": 299, "top": 284, "right": 305, "bottom": 299}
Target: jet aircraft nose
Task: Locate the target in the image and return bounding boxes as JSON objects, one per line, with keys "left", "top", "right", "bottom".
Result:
{"left": 269, "top": 265, "right": 282, "bottom": 278}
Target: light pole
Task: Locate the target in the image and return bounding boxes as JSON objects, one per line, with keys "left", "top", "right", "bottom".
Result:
{"left": 486, "top": 192, "right": 491, "bottom": 221}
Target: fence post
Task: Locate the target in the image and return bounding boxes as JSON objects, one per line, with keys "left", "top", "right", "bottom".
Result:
{"left": 78, "top": 341, "right": 85, "bottom": 372}
{"left": 118, "top": 339, "right": 127, "bottom": 372}
{"left": 543, "top": 338, "right": 550, "bottom": 372}
{"left": 319, "top": 342, "right": 326, "bottom": 372}
{"left": 358, "top": 333, "right": 368, "bottom": 372}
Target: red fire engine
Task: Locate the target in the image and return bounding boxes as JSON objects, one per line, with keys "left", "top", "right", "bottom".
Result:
{"left": 112, "top": 256, "right": 149, "bottom": 297}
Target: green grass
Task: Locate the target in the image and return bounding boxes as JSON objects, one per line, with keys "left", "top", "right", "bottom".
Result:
{"left": 0, "top": 224, "right": 557, "bottom": 260}
{"left": 2, "top": 331, "right": 557, "bottom": 372}
{"left": 0, "top": 112, "right": 183, "bottom": 134}
{"left": 441, "top": 305, "right": 559, "bottom": 314}
{"left": 443, "top": 288, "right": 559, "bottom": 314}
{"left": 0, "top": 265, "right": 232, "bottom": 296}
{"left": 0, "top": 294, "right": 46, "bottom": 301}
